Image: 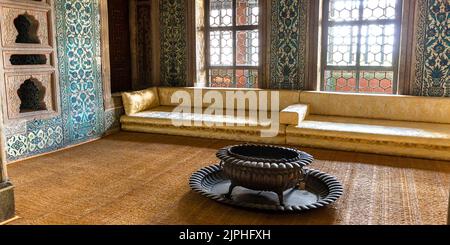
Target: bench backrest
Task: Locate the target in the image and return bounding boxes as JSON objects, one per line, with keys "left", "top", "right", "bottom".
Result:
{"left": 158, "top": 87, "right": 300, "bottom": 112}
{"left": 300, "top": 91, "right": 450, "bottom": 124}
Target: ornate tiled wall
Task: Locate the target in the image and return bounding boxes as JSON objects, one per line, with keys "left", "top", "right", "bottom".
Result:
{"left": 56, "top": 0, "right": 104, "bottom": 143}
{"left": 160, "top": 0, "right": 187, "bottom": 87}
{"left": 4, "top": 0, "right": 105, "bottom": 162}
{"left": 269, "top": 0, "right": 308, "bottom": 90}
{"left": 413, "top": 0, "right": 450, "bottom": 97}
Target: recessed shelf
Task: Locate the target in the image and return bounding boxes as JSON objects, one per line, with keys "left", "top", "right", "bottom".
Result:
{"left": 10, "top": 54, "right": 47, "bottom": 65}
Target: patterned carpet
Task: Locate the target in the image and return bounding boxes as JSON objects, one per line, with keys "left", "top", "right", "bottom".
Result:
{"left": 7, "top": 132, "right": 450, "bottom": 225}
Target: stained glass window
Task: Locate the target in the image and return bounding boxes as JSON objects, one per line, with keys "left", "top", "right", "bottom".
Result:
{"left": 206, "top": 0, "right": 260, "bottom": 88}
{"left": 322, "top": 0, "right": 402, "bottom": 94}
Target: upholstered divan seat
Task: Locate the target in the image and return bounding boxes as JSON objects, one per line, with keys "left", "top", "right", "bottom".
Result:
{"left": 121, "top": 88, "right": 450, "bottom": 161}
{"left": 286, "top": 92, "right": 450, "bottom": 160}
{"left": 121, "top": 87, "right": 300, "bottom": 144}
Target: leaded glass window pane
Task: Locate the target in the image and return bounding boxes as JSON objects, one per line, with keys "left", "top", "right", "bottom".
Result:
{"left": 322, "top": 0, "right": 402, "bottom": 94}
{"left": 206, "top": 0, "right": 260, "bottom": 88}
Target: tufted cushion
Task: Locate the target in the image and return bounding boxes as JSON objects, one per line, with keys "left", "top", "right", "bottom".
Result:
{"left": 122, "top": 88, "right": 160, "bottom": 116}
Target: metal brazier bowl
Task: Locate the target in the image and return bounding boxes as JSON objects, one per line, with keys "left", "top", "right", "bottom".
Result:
{"left": 216, "top": 144, "right": 314, "bottom": 205}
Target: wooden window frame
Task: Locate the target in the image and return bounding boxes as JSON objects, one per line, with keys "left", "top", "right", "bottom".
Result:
{"left": 320, "top": 0, "right": 403, "bottom": 94}
{"left": 306, "top": 0, "right": 418, "bottom": 95}
{"left": 204, "top": 0, "right": 264, "bottom": 88}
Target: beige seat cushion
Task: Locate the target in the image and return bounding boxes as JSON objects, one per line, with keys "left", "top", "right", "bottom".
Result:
{"left": 121, "top": 106, "right": 280, "bottom": 129}
{"left": 300, "top": 91, "right": 450, "bottom": 124}
{"left": 122, "top": 88, "right": 160, "bottom": 116}
{"left": 287, "top": 115, "right": 450, "bottom": 147}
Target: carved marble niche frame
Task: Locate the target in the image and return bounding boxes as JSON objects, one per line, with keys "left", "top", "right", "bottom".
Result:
{"left": 0, "top": 71, "right": 60, "bottom": 122}
{"left": 0, "top": 4, "right": 53, "bottom": 48}
{"left": 0, "top": 0, "right": 60, "bottom": 124}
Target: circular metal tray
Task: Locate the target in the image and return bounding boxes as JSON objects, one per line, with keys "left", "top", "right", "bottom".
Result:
{"left": 190, "top": 165, "right": 343, "bottom": 212}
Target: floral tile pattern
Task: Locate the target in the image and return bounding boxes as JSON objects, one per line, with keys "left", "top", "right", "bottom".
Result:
{"left": 160, "top": 0, "right": 187, "bottom": 87}
{"left": 269, "top": 0, "right": 308, "bottom": 90}
{"left": 414, "top": 0, "right": 450, "bottom": 97}
{"left": 56, "top": 0, "right": 104, "bottom": 143}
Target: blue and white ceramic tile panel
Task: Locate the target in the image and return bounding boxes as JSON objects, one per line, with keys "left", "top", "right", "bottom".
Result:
{"left": 5, "top": 0, "right": 105, "bottom": 162}
{"left": 414, "top": 0, "right": 450, "bottom": 97}
{"left": 56, "top": 0, "right": 104, "bottom": 143}
{"left": 269, "top": 0, "right": 308, "bottom": 90}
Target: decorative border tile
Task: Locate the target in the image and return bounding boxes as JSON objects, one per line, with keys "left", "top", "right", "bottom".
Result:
{"left": 413, "top": 0, "right": 450, "bottom": 97}
{"left": 104, "top": 107, "right": 124, "bottom": 132}
{"left": 6, "top": 117, "right": 64, "bottom": 161}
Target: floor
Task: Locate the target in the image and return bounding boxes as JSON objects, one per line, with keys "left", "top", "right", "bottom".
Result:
{"left": 7, "top": 132, "right": 450, "bottom": 225}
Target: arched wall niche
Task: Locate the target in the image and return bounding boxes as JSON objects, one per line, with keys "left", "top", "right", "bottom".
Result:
{"left": 17, "top": 77, "right": 47, "bottom": 113}
{"left": 14, "top": 12, "right": 41, "bottom": 44}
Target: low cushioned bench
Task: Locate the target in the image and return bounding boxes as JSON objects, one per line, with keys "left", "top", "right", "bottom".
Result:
{"left": 120, "top": 88, "right": 450, "bottom": 161}
{"left": 286, "top": 92, "right": 450, "bottom": 161}
{"left": 120, "top": 87, "right": 300, "bottom": 144}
